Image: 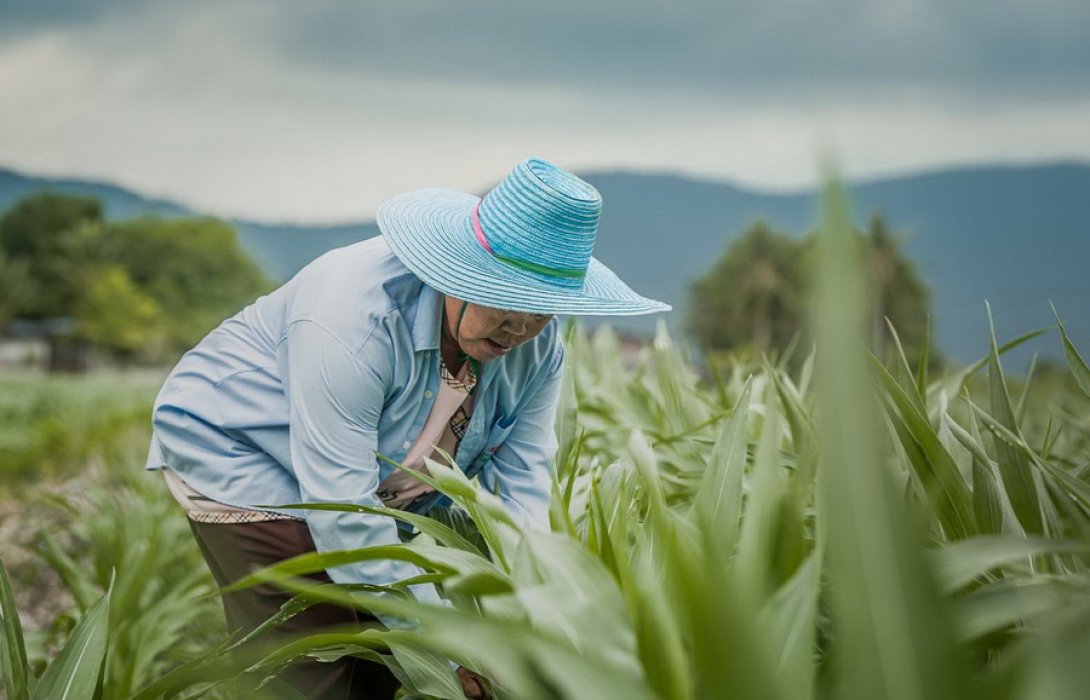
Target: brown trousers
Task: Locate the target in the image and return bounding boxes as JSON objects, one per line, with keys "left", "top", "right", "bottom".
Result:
{"left": 188, "top": 518, "right": 400, "bottom": 700}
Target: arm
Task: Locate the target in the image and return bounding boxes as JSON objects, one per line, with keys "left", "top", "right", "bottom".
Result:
{"left": 279, "top": 318, "right": 444, "bottom": 613}
{"left": 479, "top": 343, "right": 565, "bottom": 531}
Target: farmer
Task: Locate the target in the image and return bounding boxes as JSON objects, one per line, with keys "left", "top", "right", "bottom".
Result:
{"left": 145, "top": 158, "right": 669, "bottom": 699}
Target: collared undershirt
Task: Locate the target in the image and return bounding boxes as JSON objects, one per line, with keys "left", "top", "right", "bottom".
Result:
{"left": 163, "top": 361, "right": 476, "bottom": 523}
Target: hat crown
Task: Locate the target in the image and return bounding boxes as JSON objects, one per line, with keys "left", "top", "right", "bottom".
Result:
{"left": 477, "top": 158, "right": 600, "bottom": 290}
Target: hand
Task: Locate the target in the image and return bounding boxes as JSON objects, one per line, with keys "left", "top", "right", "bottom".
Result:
{"left": 456, "top": 666, "right": 492, "bottom": 699}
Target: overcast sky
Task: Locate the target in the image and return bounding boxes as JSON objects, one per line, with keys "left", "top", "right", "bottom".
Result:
{"left": 1, "top": 0, "right": 1088, "bottom": 222}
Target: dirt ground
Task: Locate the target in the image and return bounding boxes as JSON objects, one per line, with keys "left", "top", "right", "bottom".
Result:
{"left": 0, "top": 490, "right": 77, "bottom": 636}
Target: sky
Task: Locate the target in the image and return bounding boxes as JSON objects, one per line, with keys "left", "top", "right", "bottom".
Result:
{"left": 1, "top": 0, "right": 1088, "bottom": 223}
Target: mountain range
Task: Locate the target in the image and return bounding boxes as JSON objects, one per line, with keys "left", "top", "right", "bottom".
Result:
{"left": 2, "top": 161, "right": 1088, "bottom": 366}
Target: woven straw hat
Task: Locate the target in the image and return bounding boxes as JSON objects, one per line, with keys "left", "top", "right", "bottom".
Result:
{"left": 377, "top": 158, "right": 670, "bottom": 316}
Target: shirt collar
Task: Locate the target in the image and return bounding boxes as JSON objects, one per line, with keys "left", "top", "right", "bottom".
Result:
{"left": 412, "top": 284, "right": 502, "bottom": 391}
{"left": 412, "top": 284, "right": 442, "bottom": 353}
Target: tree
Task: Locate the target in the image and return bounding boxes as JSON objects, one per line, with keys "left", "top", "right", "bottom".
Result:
{"left": 107, "top": 217, "right": 273, "bottom": 355}
{"left": 0, "top": 250, "right": 31, "bottom": 333}
{"left": 689, "top": 215, "right": 935, "bottom": 367}
{"left": 688, "top": 221, "right": 805, "bottom": 358}
{"left": 76, "top": 265, "right": 163, "bottom": 363}
{"left": 0, "top": 192, "right": 273, "bottom": 366}
{"left": 864, "top": 215, "right": 932, "bottom": 363}
{"left": 0, "top": 193, "right": 104, "bottom": 318}
{"left": 46, "top": 222, "right": 165, "bottom": 363}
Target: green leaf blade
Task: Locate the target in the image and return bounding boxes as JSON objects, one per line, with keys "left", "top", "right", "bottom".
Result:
{"left": 31, "top": 580, "right": 112, "bottom": 700}
{"left": 0, "top": 559, "right": 32, "bottom": 700}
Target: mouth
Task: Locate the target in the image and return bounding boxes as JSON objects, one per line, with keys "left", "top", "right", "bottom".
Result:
{"left": 484, "top": 338, "right": 512, "bottom": 355}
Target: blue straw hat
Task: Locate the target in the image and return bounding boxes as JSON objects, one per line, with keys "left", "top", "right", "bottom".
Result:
{"left": 377, "top": 158, "right": 671, "bottom": 316}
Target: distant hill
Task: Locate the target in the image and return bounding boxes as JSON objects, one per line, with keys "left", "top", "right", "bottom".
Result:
{"left": 585, "top": 163, "right": 1090, "bottom": 368}
{"left": 2, "top": 162, "right": 1088, "bottom": 366}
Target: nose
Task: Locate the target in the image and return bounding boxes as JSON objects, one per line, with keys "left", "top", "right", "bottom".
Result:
{"left": 503, "top": 316, "right": 529, "bottom": 336}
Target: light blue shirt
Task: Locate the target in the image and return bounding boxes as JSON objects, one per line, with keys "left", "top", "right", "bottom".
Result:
{"left": 146, "top": 236, "right": 563, "bottom": 606}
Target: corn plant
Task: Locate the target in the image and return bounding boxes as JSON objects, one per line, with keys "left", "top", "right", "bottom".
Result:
{"left": 5, "top": 185, "right": 1090, "bottom": 698}
{"left": 1, "top": 558, "right": 113, "bottom": 700}
{"left": 199, "top": 182, "right": 1090, "bottom": 699}
{"left": 0, "top": 370, "right": 159, "bottom": 487}
{"left": 26, "top": 462, "right": 226, "bottom": 699}
{"left": 0, "top": 425, "right": 227, "bottom": 699}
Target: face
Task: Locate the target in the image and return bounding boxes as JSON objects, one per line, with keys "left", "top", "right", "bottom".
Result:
{"left": 443, "top": 297, "right": 554, "bottom": 362}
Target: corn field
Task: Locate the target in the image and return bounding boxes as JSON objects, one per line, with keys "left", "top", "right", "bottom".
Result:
{"left": 3, "top": 185, "right": 1090, "bottom": 699}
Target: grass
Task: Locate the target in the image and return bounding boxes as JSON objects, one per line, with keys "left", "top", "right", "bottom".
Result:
{"left": 0, "top": 369, "right": 161, "bottom": 487}
{"left": 0, "top": 370, "right": 227, "bottom": 699}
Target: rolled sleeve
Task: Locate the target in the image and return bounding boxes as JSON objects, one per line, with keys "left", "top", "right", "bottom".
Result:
{"left": 278, "top": 318, "right": 443, "bottom": 611}
{"left": 479, "top": 344, "right": 564, "bottom": 531}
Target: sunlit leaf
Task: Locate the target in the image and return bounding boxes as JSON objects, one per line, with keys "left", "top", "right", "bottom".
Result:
{"left": 32, "top": 578, "right": 112, "bottom": 700}
{"left": 1, "top": 558, "right": 32, "bottom": 700}
{"left": 1051, "top": 302, "right": 1090, "bottom": 398}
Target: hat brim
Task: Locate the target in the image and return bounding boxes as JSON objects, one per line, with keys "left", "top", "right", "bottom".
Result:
{"left": 377, "top": 188, "right": 671, "bottom": 316}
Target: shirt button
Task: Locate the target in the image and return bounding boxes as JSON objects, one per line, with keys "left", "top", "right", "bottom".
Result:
{"left": 402, "top": 441, "right": 412, "bottom": 449}
{"left": 423, "top": 389, "right": 433, "bottom": 398}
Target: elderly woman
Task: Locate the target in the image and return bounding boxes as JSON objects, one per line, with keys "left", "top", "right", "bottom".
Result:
{"left": 145, "top": 158, "right": 668, "bottom": 699}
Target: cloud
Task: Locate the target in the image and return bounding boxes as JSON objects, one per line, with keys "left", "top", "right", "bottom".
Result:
{"left": 0, "top": 1, "right": 1088, "bottom": 221}
{"left": 4, "top": 0, "right": 1088, "bottom": 99}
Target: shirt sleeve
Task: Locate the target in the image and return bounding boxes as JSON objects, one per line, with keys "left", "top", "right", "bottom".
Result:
{"left": 278, "top": 318, "right": 445, "bottom": 615}
{"left": 478, "top": 341, "right": 564, "bottom": 531}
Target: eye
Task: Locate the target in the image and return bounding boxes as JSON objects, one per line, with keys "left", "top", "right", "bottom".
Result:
{"left": 518, "top": 313, "right": 551, "bottom": 323}
{"left": 498, "top": 309, "right": 552, "bottom": 324}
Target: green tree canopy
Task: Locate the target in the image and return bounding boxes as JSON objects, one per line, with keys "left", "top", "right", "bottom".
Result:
{"left": 689, "top": 215, "right": 934, "bottom": 366}
{"left": 0, "top": 192, "right": 273, "bottom": 364}
{"left": 688, "top": 221, "right": 805, "bottom": 358}
{"left": 106, "top": 217, "right": 272, "bottom": 355}
{"left": 0, "top": 192, "right": 103, "bottom": 318}
{"left": 77, "top": 265, "right": 163, "bottom": 361}
{"left": 0, "top": 250, "right": 31, "bottom": 332}
{"left": 864, "top": 214, "right": 932, "bottom": 362}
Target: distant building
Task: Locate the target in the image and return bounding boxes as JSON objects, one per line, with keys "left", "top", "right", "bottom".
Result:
{"left": 0, "top": 336, "right": 49, "bottom": 367}
{"left": 0, "top": 318, "right": 92, "bottom": 372}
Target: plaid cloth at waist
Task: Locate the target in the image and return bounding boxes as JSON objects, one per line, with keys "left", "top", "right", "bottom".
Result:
{"left": 161, "top": 468, "right": 301, "bottom": 524}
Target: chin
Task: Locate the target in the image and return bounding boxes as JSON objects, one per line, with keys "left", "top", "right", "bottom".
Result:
{"left": 466, "top": 350, "right": 493, "bottom": 363}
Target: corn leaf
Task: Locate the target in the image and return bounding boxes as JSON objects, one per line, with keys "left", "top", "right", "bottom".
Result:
{"left": 953, "top": 576, "right": 1089, "bottom": 642}
{"left": 269, "top": 501, "right": 479, "bottom": 555}
{"left": 1, "top": 559, "right": 31, "bottom": 700}
{"left": 223, "top": 543, "right": 505, "bottom": 595}
{"left": 985, "top": 304, "right": 1044, "bottom": 535}
{"left": 690, "top": 381, "right": 751, "bottom": 555}
{"left": 1051, "top": 302, "right": 1090, "bottom": 398}
{"left": 31, "top": 579, "right": 111, "bottom": 700}
{"left": 932, "top": 537, "right": 1090, "bottom": 593}
{"left": 815, "top": 177, "right": 967, "bottom": 700}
